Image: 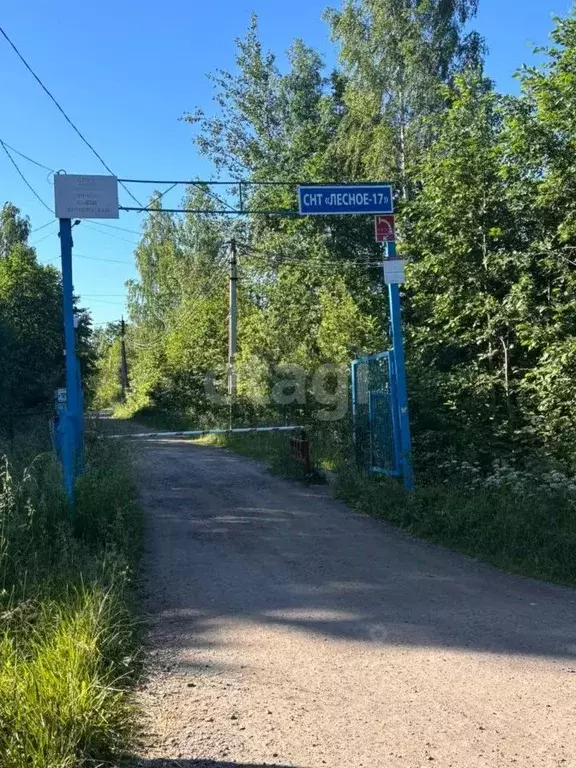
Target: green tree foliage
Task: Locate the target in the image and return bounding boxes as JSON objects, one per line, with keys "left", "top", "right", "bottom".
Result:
{"left": 91, "top": 323, "right": 124, "bottom": 408}
{"left": 500, "top": 14, "right": 576, "bottom": 456}
{"left": 325, "top": 0, "right": 482, "bottom": 190}
{"left": 104, "top": 17, "right": 387, "bottom": 426}
{"left": 99, "top": 6, "right": 576, "bottom": 472}
{"left": 405, "top": 71, "right": 524, "bottom": 456}
{"left": 404, "top": 42, "right": 576, "bottom": 464}
{"left": 101, "top": 190, "right": 231, "bottom": 420}
{"left": 0, "top": 204, "right": 96, "bottom": 435}
{"left": 185, "top": 15, "right": 338, "bottom": 184}
{"left": 0, "top": 204, "right": 63, "bottom": 436}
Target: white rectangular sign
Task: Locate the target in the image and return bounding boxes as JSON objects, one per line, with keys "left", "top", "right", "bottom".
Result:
{"left": 383, "top": 258, "right": 406, "bottom": 285}
{"left": 54, "top": 174, "right": 119, "bottom": 219}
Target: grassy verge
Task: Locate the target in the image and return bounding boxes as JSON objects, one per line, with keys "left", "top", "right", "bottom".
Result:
{"left": 195, "top": 425, "right": 339, "bottom": 483}
{"left": 0, "top": 423, "right": 140, "bottom": 767}
{"left": 194, "top": 430, "right": 311, "bottom": 479}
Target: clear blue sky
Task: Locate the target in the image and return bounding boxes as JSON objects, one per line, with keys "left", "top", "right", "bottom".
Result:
{"left": 0, "top": 0, "right": 572, "bottom": 325}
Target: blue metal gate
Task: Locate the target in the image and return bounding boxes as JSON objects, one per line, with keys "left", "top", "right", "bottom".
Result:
{"left": 351, "top": 351, "right": 401, "bottom": 476}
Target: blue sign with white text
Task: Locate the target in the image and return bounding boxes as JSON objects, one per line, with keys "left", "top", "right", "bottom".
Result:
{"left": 298, "top": 184, "right": 393, "bottom": 215}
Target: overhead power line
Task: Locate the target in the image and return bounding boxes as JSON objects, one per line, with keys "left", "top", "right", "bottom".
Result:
{"left": 188, "top": 181, "right": 237, "bottom": 213}
{"left": 0, "top": 138, "right": 55, "bottom": 173}
{"left": 31, "top": 225, "right": 59, "bottom": 246}
{"left": 42, "top": 253, "right": 134, "bottom": 266}
{"left": 0, "top": 24, "right": 143, "bottom": 208}
{"left": 152, "top": 182, "right": 180, "bottom": 208}
{"left": 76, "top": 254, "right": 134, "bottom": 265}
{"left": 81, "top": 222, "right": 140, "bottom": 244}
{"left": 79, "top": 297, "right": 126, "bottom": 305}
{"left": 236, "top": 241, "right": 383, "bottom": 267}
{"left": 0, "top": 139, "right": 173, "bottom": 221}
{"left": 31, "top": 219, "right": 56, "bottom": 234}
{"left": 0, "top": 138, "right": 53, "bottom": 214}
{"left": 84, "top": 221, "right": 142, "bottom": 237}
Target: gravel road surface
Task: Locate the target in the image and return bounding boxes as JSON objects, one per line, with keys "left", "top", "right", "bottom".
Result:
{"left": 132, "top": 438, "right": 576, "bottom": 768}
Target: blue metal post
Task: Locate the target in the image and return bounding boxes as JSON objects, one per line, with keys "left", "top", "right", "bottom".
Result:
{"left": 59, "top": 218, "right": 80, "bottom": 502}
{"left": 351, "top": 360, "right": 358, "bottom": 446}
{"left": 387, "top": 350, "right": 402, "bottom": 477}
{"left": 75, "top": 356, "right": 85, "bottom": 473}
{"left": 385, "top": 241, "right": 414, "bottom": 491}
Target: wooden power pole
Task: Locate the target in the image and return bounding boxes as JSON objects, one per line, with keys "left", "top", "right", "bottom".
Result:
{"left": 120, "top": 316, "right": 129, "bottom": 400}
{"left": 228, "top": 238, "right": 238, "bottom": 398}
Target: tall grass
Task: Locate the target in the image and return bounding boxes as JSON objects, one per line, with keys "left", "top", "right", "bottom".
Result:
{"left": 195, "top": 430, "right": 308, "bottom": 478}
{"left": 0, "top": 423, "right": 140, "bottom": 767}
{"left": 195, "top": 426, "right": 336, "bottom": 483}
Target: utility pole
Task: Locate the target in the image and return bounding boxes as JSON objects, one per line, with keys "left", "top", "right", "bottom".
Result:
{"left": 228, "top": 238, "right": 238, "bottom": 398}
{"left": 385, "top": 240, "right": 414, "bottom": 491}
{"left": 59, "top": 217, "right": 80, "bottom": 502}
{"left": 120, "top": 316, "right": 129, "bottom": 401}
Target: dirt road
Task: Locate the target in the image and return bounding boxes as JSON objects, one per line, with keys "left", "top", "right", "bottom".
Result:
{"left": 133, "top": 438, "right": 576, "bottom": 768}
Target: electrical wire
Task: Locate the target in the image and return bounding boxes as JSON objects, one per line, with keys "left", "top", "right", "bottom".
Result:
{"left": 47, "top": 253, "right": 135, "bottom": 266}
{"left": 31, "top": 219, "right": 55, "bottom": 234}
{"left": 76, "top": 254, "right": 134, "bottom": 265}
{"left": 188, "top": 181, "right": 237, "bottom": 213}
{"left": 30, "top": 225, "right": 59, "bottom": 246}
{"left": 78, "top": 298, "right": 126, "bottom": 305}
{"left": 237, "top": 243, "right": 383, "bottom": 267}
{"left": 127, "top": 267, "right": 228, "bottom": 351}
{"left": 0, "top": 138, "right": 53, "bottom": 213}
{"left": 91, "top": 222, "right": 140, "bottom": 235}
{"left": 85, "top": 221, "right": 142, "bottom": 236}
{"left": 0, "top": 139, "right": 55, "bottom": 173}
{"left": 80, "top": 222, "right": 140, "bottom": 245}
{"left": 0, "top": 146, "right": 176, "bottom": 226}
{"left": 0, "top": 139, "right": 170, "bottom": 228}
{"left": 120, "top": 177, "right": 241, "bottom": 212}
{"left": 244, "top": 258, "right": 384, "bottom": 267}
{"left": 85, "top": 182, "right": 180, "bottom": 233}
{"left": 151, "top": 182, "right": 179, "bottom": 208}
{"left": 235, "top": 240, "right": 378, "bottom": 262}
{"left": 0, "top": 24, "right": 143, "bottom": 208}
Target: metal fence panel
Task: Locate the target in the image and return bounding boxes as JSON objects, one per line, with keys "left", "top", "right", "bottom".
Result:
{"left": 352, "top": 351, "right": 400, "bottom": 477}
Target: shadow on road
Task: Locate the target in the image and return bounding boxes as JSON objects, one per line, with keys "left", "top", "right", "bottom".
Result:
{"left": 137, "top": 439, "right": 576, "bottom": 664}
